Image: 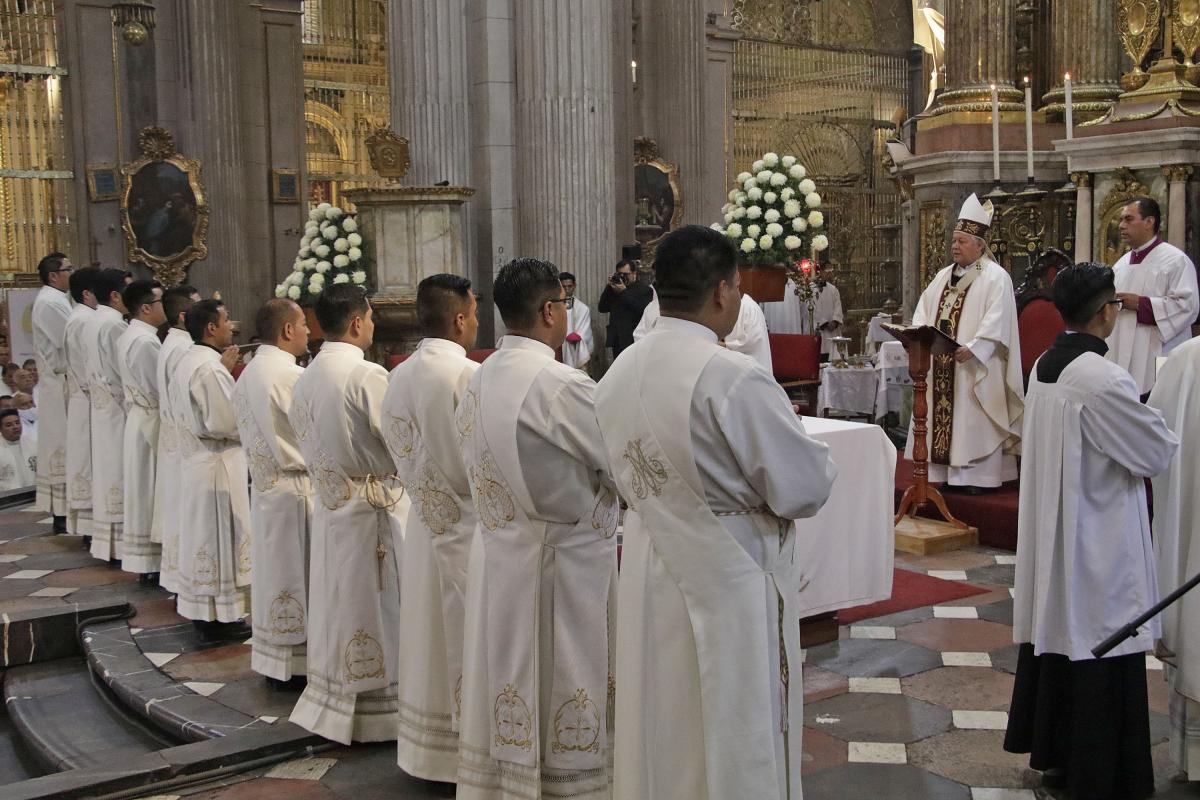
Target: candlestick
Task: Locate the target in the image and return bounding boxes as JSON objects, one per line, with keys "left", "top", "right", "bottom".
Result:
{"left": 1024, "top": 76, "right": 1034, "bottom": 182}
{"left": 1064, "top": 72, "right": 1073, "bottom": 139}
{"left": 991, "top": 84, "right": 1001, "bottom": 184}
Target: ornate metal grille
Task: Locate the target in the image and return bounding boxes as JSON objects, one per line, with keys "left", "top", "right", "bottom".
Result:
{"left": 0, "top": 0, "right": 72, "bottom": 275}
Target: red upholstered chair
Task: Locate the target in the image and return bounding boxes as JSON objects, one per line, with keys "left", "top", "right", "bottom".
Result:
{"left": 467, "top": 348, "right": 497, "bottom": 363}
{"left": 386, "top": 353, "right": 410, "bottom": 371}
{"left": 769, "top": 333, "right": 821, "bottom": 413}
{"left": 1017, "top": 297, "right": 1066, "bottom": 383}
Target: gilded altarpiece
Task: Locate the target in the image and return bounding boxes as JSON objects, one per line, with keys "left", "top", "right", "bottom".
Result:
{"left": 919, "top": 201, "right": 947, "bottom": 286}
{"left": 984, "top": 194, "right": 1075, "bottom": 287}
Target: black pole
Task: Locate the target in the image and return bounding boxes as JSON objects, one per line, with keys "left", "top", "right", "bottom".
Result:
{"left": 1092, "top": 569, "right": 1200, "bottom": 658}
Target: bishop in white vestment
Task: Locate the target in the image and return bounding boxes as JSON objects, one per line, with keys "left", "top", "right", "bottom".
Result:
{"left": 1148, "top": 336, "right": 1200, "bottom": 780}
{"left": 170, "top": 300, "right": 251, "bottom": 623}
{"left": 289, "top": 284, "right": 409, "bottom": 744}
{"left": 636, "top": 288, "right": 773, "bottom": 371}
{"left": 558, "top": 271, "right": 593, "bottom": 370}
{"left": 596, "top": 227, "right": 836, "bottom": 800}
{"left": 63, "top": 267, "right": 99, "bottom": 537}
{"left": 31, "top": 254, "right": 73, "bottom": 524}
{"left": 232, "top": 299, "right": 312, "bottom": 682}
{"left": 456, "top": 258, "right": 617, "bottom": 799}
{"left": 906, "top": 194, "right": 1023, "bottom": 490}
{"left": 1007, "top": 263, "right": 1177, "bottom": 799}
{"left": 1106, "top": 197, "right": 1199, "bottom": 395}
{"left": 83, "top": 269, "right": 130, "bottom": 562}
{"left": 383, "top": 275, "right": 480, "bottom": 781}
{"left": 0, "top": 410, "right": 35, "bottom": 490}
{"left": 116, "top": 281, "right": 165, "bottom": 575}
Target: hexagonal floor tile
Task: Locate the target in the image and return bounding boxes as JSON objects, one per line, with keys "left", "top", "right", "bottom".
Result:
{"left": 801, "top": 727, "right": 848, "bottom": 775}
{"left": 963, "top": 563, "right": 1016, "bottom": 588}
{"left": 902, "top": 666, "right": 1015, "bottom": 711}
{"left": 908, "top": 729, "right": 1038, "bottom": 789}
{"left": 977, "top": 599, "right": 1015, "bottom": 626}
{"left": 898, "top": 619, "right": 1016, "bottom": 653}
{"left": 805, "top": 637, "right": 943, "bottom": 679}
{"left": 805, "top": 691, "right": 952, "bottom": 744}
{"left": 800, "top": 762, "right": 971, "bottom": 800}
{"left": 803, "top": 664, "right": 849, "bottom": 703}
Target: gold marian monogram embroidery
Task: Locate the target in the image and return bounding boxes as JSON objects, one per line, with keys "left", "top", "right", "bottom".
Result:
{"left": 106, "top": 485, "right": 123, "bottom": 516}
{"left": 591, "top": 487, "right": 618, "bottom": 539}
{"left": 468, "top": 450, "right": 515, "bottom": 532}
{"left": 313, "top": 449, "right": 352, "bottom": 511}
{"left": 246, "top": 435, "right": 280, "bottom": 492}
{"left": 415, "top": 464, "right": 461, "bottom": 535}
{"left": 493, "top": 684, "right": 533, "bottom": 751}
{"left": 192, "top": 545, "right": 218, "bottom": 587}
{"left": 291, "top": 399, "right": 313, "bottom": 442}
{"left": 269, "top": 590, "right": 306, "bottom": 635}
{"left": 455, "top": 392, "right": 477, "bottom": 443}
{"left": 623, "top": 438, "right": 667, "bottom": 499}
{"left": 236, "top": 531, "right": 252, "bottom": 578}
{"left": 344, "top": 629, "right": 386, "bottom": 682}
{"left": 386, "top": 415, "right": 415, "bottom": 459}
{"left": 50, "top": 447, "right": 66, "bottom": 479}
{"left": 551, "top": 689, "right": 601, "bottom": 755}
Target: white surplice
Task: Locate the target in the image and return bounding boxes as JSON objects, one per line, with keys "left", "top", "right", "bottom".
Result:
{"left": 1107, "top": 239, "right": 1199, "bottom": 394}
{"left": 563, "top": 299, "right": 594, "bottom": 370}
{"left": 232, "top": 344, "right": 311, "bottom": 681}
{"left": 905, "top": 259, "right": 1024, "bottom": 487}
{"left": 455, "top": 335, "right": 617, "bottom": 799}
{"left": 31, "top": 285, "right": 71, "bottom": 515}
{"left": 83, "top": 305, "right": 128, "bottom": 561}
{"left": 382, "top": 337, "right": 479, "bottom": 781}
{"left": 117, "top": 318, "right": 162, "bottom": 574}
{"left": 170, "top": 345, "right": 251, "bottom": 622}
{"left": 596, "top": 317, "right": 837, "bottom": 800}
{"left": 1148, "top": 336, "right": 1200, "bottom": 777}
{"left": 63, "top": 303, "right": 94, "bottom": 536}
{"left": 763, "top": 279, "right": 805, "bottom": 334}
{"left": 0, "top": 437, "right": 36, "bottom": 490}
{"left": 635, "top": 290, "right": 773, "bottom": 371}
{"left": 288, "top": 341, "right": 409, "bottom": 745}
{"left": 1013, "top": 346, "right": 1178, "bottom": 662}
{"left": 812, "top": 282, "right": 844, "bottom": 356}
{"left": 156, "top": 327, "right": 194, "bottom": 593}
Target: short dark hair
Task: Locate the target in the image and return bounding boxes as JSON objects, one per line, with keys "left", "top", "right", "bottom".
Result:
{"left": 493, "top": 258, "right": 562, "bottom": 329}
{"left": 68, "top": 266, "right": 101, "bottom": 305}
{"left": 1052, "top": 262, "right": 1116, "bottom": 327}
{"left": 614, "top": 259, "right": 635, "bottom": 273}
{"left": 122, "top": 279, "right": 161, "bottom": 315}
{"left": 21, "top": 359, "right": 35, "bottom": 369}
{"left": 185, "top": 299, "right": 225, "bottom": 343}
{"left": 162, "top": 285, "right": 199, "bottom": 327}
{"left": 1126, "top": 196, "right": 1161, "bottom": 234}
{"left": 558, "top": 272, "right": 576, "bottom": 283}
{"left": 417, "top": 274, "right": 473, "bottom": 337}
{"left": 93, "top": 268, "right": 128, "bottom": 307}
{"left": 36, "top": 252, "right": 68, "bottom": 286}
{"left": 0, "top": 408, "right": 18, "bottom": 424}
{"left": 255, "top": 298, "right": 299, "bottom": 342}
{"left": 1, "top": 364, "right": 16, "bottom": 378}
{"left": 652, "top": 225, "right": 738, "bottom": 313}
{"left": 315, "top": 283, "right": 369, "bottom": 336}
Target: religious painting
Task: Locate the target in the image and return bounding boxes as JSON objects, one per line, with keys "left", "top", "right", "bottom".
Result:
{"left": 86, "top": 164, "right": 119, "bottom": 202}
{"left": 121, "top": 127, "right": 208, "bottom": 286}
{"left": 271, "top": 168, "right": 300, "bottom": 203}
{"left": 633, "top": 138, "right": 682, "bottom": 252}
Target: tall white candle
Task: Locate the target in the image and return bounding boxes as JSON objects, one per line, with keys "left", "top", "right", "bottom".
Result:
{"left": 991, "top": 83, "right": 1001, "bottom": 183}
{"left": 1064, "top": 72, "right": 1073, "bottom": 139}
{"left": 1024, "top": 76, "right": 1034, "bottom": 181}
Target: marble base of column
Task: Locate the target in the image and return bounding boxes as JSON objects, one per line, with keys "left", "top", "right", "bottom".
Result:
{"left": 1164, "top": 165, "right": 1192, "bottom": 249}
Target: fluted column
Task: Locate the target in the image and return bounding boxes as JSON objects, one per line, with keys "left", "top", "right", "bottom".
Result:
{"left": 936, "top": 0, "right": 1022, "bottom": 112}
{"left": 1071, "top": 172, "right": 1092, "bottom": 263}
{"left": 1164, "top": 165, "right": 1192, "bottom": 249}
{"left": 514, "top": 0, "right": 617, "bottom": 314}
{"left": 1042, "top": 0, "right": 1121, "bottom": 120}
{"left": 391, "top": 0, "right": 472, "bottom": 186}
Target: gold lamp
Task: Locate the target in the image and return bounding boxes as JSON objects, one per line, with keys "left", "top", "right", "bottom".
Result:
{"left": 112, "top": 0, "right": 156, "bottom": 46}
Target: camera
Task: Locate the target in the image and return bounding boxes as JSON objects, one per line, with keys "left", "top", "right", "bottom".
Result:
{"left": 610, "top": 272, "right": 630, "bottom": 285}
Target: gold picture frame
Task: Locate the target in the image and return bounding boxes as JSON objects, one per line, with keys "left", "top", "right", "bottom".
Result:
{"left": 86, "top": 164, "right": 120, "bottom": 202}
{"left": 1097, "top": 167, "right": 1150, "bottom": 266}
{"left": 271, "top": 168, "right": 300, "bottom": 203}
{"left": 634, "top": 137, "right": 683, "bottom": 256}
{"left": 120, "top": 126, "right": 209, "bottom": 286}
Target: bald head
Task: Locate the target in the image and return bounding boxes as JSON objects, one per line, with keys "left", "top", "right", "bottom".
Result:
{"left": 254, "top": 298, "right": 309, "bottom": 357}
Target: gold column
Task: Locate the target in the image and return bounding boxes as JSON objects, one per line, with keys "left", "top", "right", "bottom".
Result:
{"left": 934, "top": 0, "right": 1023, "bottom": 113}
{"left": 1042, "top": 0, "right": 1121, "bottom": 120}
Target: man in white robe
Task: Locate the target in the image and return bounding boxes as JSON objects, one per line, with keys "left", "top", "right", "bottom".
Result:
{"left": 558, "top": 271, "right": 593, "bottom": 370}
{"left": 813, "top": 267, "right": 845, "bottom": 358}
{"left": 63, "top": 267, "right": 100, "bottom": 539}
{"left": 905, "top": 193, "right": 1024, "bottom": 493}
{"left": 636, "top": 288, "right": 773, "bottom": 372}
{"left": 83, "top": 268, "right": 129, "bottom": 562}
{"left": 763, "top": 277, "right": 804, "bottom": 334}
{"left": 0, "top": 409, "right": 35, "bottom": 491}
{"left": 155, "top": 285, "right": 201, "bottom": 594}
{"left": 1007, "top": 262, "right": 1178, "bottom": 799}
{"left": 233, "top": 299, "right": 312, "bottom": 685}
{"left": 1106, "top": 196, "right": 1199, "bottom": 396}
{"left": 31, "top": 252, "right": 73, "bottom": 531}
{"left": 171, "top": 299, "right": 251, "bottom": 627}
{"left": 289, "top": 283, "right": 409, "bottom": 744}
{"left": 1148, "top": 335, "right": 1200, "bottom": 780}
{"left": 596, "top": 226, "right": 837, "bottom": 800}
{"left": 116, "top": 280, "right": 165, "bottom": 578}
{"left": 383, "top": 274, "right": 479, "bottom": 781}
{"left": 456, "top": 258, "right": 617, "bottom": 798}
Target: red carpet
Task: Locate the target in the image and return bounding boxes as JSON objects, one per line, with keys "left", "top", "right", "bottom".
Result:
{"left": 839, "top": 567, "right": 990, "bottom": 624}
{"left": 893, "top": 459, "right": 1020, "bottom": 551}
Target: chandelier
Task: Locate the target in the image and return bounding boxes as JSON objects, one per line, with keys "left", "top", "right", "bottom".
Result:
{"left": 112, "top": 0, "right": 156, "bottom": 46}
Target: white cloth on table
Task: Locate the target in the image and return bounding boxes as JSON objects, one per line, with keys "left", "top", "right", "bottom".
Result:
{"left": 31, "top": 285, "right": 71, "bottom": 515}
{"left": 64, "top": 303, "right": 94, "bottom": 537}
{"left": 155, "top": 328, "right": 194, "bottom": 593}
{"left": 116, "top": 318, "right": 162, "bottom": 573}
{"left": 864, "top": 314, "right": 897, "bottom": 356}
{"left": 817, "top": 364, "right": 879, "bottom": 417}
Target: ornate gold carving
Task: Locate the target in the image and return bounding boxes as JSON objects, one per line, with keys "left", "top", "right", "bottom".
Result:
{"left": 493, "top": 684, "right": 534, "bottom": 751}
{"left": 1118, "top": 0, "right": 1163, "bottom": 90}
{"left": 1070, "top": 172, "right": 1093, "bottom": 189}
{"left": 623, "top": 439, "right": 668, "bottom": 500}
{"left": 269, "top": 590, "right": 306, "bottom": 635}
{"left": 468, "top": 450, "right": 516, "bottom": 532}
{"left": 551, "top": 689, "right": 601, "bottom": 755}
{"left": 881, "top": 149, "right": 913, "bottom": 201}
{"left": 137, "top": 126, "right": 176, "bottom": 160}
{"left": 1163, "top": 164, "right": 1194, "bottom": 182}
{"left": 919, "top": 202, "right": 947, "bottom": 285}
{"left": 364, "top": 127, "right": 411, "bottom": 182}
{"left": 344, "top": 629, "right": 386, "bottom": 682}
{"left": 1098, "top": 168, "right": 1152, "bottom": 265}
{"left": 1176, "top": 0, "right": 1200, "bottom": 64}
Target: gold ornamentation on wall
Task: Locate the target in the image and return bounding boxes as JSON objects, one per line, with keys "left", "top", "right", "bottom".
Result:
{"left": 1176, "top": 0, "right": 1200, "bottom": 65}
{"left": 1098, "top": 168, "right": 1151, "bottom": 265}
{"left": 365, "top": 127, "right": 411, "bottom": 183}
{"left": 919, "top": 201, "right": 947, "bottom": 286}
{"left": 1070, "top": 172, "right": 1093, "bottom": 189}
{"left": 1162, "top": 164, "right": 1194, "bottom": 182}
{"left": 1117, "top": 0, "right": 1163, "bottom": 90}
{"left": 633, "top": 137, "right": 682, "bottom": 257}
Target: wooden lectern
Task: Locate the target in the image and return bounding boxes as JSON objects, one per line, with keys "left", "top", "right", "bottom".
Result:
{"left": 883, "top": 324, "right": 970, "bottom": 532}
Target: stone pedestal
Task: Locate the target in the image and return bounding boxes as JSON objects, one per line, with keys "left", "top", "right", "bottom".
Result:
{"left": 342, "top": 185, "right": 475, "bottom": 359}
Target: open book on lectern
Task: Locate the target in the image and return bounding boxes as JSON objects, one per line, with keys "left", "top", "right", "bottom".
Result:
{"left": 880, "top": 324, "right": 962, "bottom": 357}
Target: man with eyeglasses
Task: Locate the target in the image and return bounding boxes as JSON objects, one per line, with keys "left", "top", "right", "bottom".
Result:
{"left": 1007, "top": 262, "right": 1178, "bottom": 800}
{"left": 31, "top": 252, "right": 73, "bottom": 532}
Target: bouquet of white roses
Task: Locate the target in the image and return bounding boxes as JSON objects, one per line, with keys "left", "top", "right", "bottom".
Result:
{"left": 274, "top": 202, "right": 367, "bottom": 302}
{"left": 710, "top": 151, "right": 829, "bottom": 266}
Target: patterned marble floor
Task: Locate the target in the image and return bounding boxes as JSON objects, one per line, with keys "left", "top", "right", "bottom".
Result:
{"left": 2, "top": 506, "right": 1199, "bottom": 799}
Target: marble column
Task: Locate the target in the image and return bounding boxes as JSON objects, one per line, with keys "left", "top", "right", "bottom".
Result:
{"left": 1163, "top": 165, "right": 1192, "bottom": 249}
{"left": 1041, "top": 0, "right": 1121, "bottom": 119}
{"left": 514, "top": 0, "right": 617, "bottom": 316}
{"left": 1071, "top": 172, "right": 1092, "bottom": 263}
{"left": 936, "top": 0, "right": 1022, "bottom": 112}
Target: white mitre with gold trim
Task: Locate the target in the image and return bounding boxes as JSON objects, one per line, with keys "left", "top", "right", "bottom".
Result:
{"left": 954, "top": 193, "right": 994, "bottom": 241}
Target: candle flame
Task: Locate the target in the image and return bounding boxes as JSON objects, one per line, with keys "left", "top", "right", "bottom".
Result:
{"left": 1064, "top": 72, "right": 1071, "bottom": 80}
{"left": 990, "top": 83, "right": 996, "bottom": 90}
{"left": 1024, "top": 75, "right": 1031, "bottom": 85}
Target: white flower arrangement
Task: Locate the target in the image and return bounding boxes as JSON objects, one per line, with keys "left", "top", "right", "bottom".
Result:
{"left": 811, "top": 234, "right": 830, "bottom": 252}
{"left": 714, "top": 150, "right": 827, "bottom": 267}
{"left": 275, "top": 204, "right": 368, "bottom": 302}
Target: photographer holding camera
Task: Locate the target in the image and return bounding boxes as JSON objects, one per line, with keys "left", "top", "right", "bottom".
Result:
{"left": 598, "top": 259, "right": 653, "bottom": 358}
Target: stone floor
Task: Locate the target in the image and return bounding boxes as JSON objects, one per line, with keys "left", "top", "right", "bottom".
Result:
{"left": 2, "top": 505, "right": 1200, "bottom": 799}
